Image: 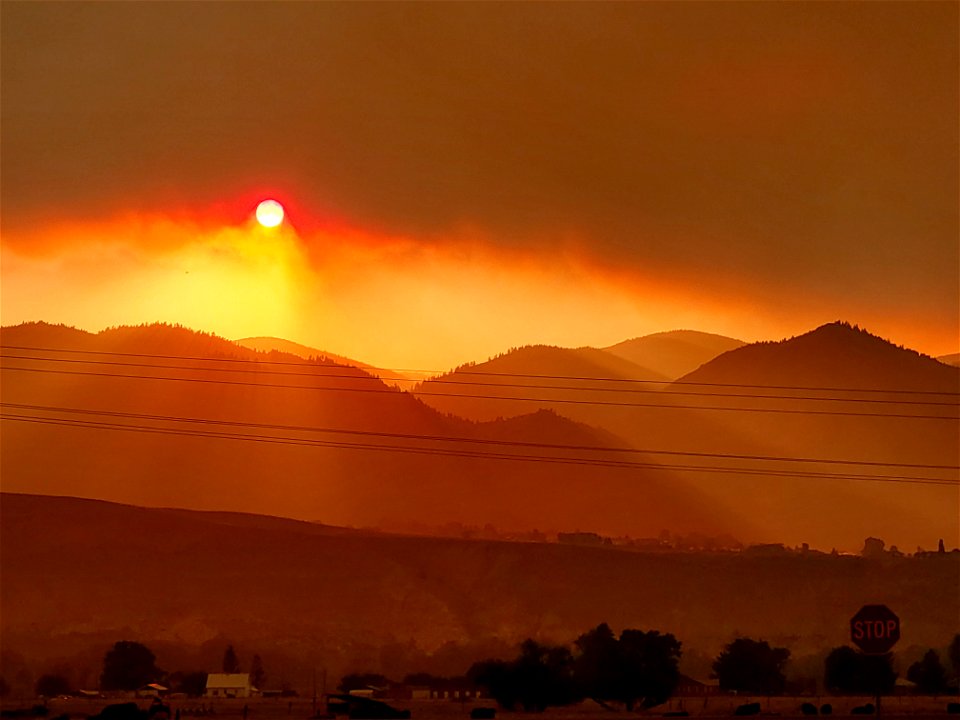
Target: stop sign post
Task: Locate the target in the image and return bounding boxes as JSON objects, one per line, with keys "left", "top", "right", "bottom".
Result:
{"left": 850, "top": 604, "right": 900, "bottom": 654}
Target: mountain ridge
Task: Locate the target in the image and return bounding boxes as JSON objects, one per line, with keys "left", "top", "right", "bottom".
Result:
{"left": 236, "top": 335, "right": 414, "bottom": 384}
{"left": 0, "top": 321, "right": 727, "bottom": 541}
{"left": 677, "top": 321, "right": 958, "bottom": 391}
{"left": 2, "top": 319, "right": 956, "bottom": 550}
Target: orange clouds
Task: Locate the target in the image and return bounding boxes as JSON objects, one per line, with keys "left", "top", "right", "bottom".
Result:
{"left": 3, "top": 205, "right": 956, "bottom": 370}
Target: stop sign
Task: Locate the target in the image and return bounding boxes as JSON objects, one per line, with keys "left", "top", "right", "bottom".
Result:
{"left": 850, "top": 605, "right": 900, "bottom": 654}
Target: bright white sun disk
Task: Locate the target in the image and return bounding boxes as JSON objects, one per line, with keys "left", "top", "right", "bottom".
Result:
{"left": 256, "top": 199, "right": 285, "bottom": 227}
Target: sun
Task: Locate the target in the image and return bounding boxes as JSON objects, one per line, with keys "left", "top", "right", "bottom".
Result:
{"left": 255, "top": 199, "right": 285, "bottom": 228}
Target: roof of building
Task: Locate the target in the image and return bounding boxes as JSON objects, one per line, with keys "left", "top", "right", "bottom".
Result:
{"left": 206, "top": 674, "right": 252, "bottom": 689}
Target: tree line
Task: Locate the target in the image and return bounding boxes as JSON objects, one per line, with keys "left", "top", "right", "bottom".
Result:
{"left": 18, "top": 643, "right": 269, "bottom": 700}
{"left": 10, "top": 632, "right": 960, "bottom": 706}
{"left": 336, "top": 629, "right": 960, "bottom": 713}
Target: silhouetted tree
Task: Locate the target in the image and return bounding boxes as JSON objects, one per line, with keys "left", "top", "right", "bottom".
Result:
{"left": 469, "top": 661, "right": 517, "bottom": 710}
{"left": 222, "top": 646, "right": 241, "bottom": 674}
{"left": 168, "top": 671, "right": 207, "bottom": 698}
{"left": 512, "top": 640, "right": 580, "bottom": 712}
{"left": 713, "top": 638, "right": 790, "bottom": 695}
{"left": 907, "top": 650, "right": 948, "bottom": 694}
{"left": 249, "top": 655, "right": 265, "bottom": 690}
{"left": 402, "top": 673, "right": 444, "bottom": 687}
{"left": 35, "top": 673, "right": 71, "bottom": 698}
{"left": 949, "top": 635, "right": 960, "bottom": 683}
{"left": 617, "top": 629, "right": 682, "bottom": 709}
{"left": 573, "top": 624, "right": 680, "bottom": 709}
{"left": 573, "top": 623, "right": 620, "bottom": 702}
{"left": 469, "top": 640, "right": 580, "bottom": 712}
{"left": 0, "top": 676, "right": 9, "bottom": 698}
{"left": 823, "top": 647, "right": 896, "bottom": 695}
{"left": 101, "top": 641, "right": 162, "bottom": 691}
{"left": 337, "top": 673, "right": 389, "bottom": 693}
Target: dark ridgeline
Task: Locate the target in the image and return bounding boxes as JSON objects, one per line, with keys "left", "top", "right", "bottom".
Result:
{"left": 1, "top": 494, "right": 958, "bottom": 698}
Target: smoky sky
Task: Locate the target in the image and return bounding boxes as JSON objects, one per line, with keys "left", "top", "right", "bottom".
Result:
{"left": 2, "top": 1, "right": 958, "bottom": 326}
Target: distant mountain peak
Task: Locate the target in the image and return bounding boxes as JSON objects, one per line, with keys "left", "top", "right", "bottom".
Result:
{"left": 677, "top": 321, "right": 958, "bottom": 392}
{"left": 602, "top": 328, "right": 744, "bottom": 380}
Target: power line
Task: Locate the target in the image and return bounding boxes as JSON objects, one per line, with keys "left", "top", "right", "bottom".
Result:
{"left": 2, "top": 364, "right": 957, "bottom": 421}
{"left": 2, "top": 411, "right": 955, "bottom": 486}
{"left": 3, "top": 343, "right": 957, "bottom": 397}
{"left": 5, "top": 402, "right": 955, "bottom": 471}
{"left": 1, "top": 353, "right": 956, "bottom": 407}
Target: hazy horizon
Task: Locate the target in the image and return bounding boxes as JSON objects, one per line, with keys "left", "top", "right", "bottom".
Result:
{"left": 1, "top": 317, "right": 955, "bottom": 374}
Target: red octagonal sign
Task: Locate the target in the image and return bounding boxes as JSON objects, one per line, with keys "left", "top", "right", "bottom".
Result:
{"left": 850, "top": 604, "right": 900, "bottom": 654}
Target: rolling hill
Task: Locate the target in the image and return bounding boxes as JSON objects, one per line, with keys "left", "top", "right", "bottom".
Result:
{"left": 414, "top": 344, "right": 669, "bottom": 423}
{"left": 603, "top": 329, "right": 745, "bottom": 380}
{"left": 679, "top": 322, "right": 958, "bottom": 392}
{"left": 236, "top": 336, "right": 414, "bottom": 385}
{"left": 663, "top": 323, "right": 960, "bottom": 551}
{"left": 2, "top": 493, "right": 957, "bottom": 696}
{"left": 0, "top": 322, "right": 726, "bottom": 541}
{"left": 2, "top": 320, "right": 956, "bottom": 551}
{"left": 412, "top": 323, "right": 959, "bottom": 550}
{"left": 938, "top": 353, "right": 960, "bottom": 367}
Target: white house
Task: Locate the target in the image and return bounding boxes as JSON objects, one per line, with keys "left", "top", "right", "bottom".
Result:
{"left": 204, "top": 674, "right": 256, "bottom": 698}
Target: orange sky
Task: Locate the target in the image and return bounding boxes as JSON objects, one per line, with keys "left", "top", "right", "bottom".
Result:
{"left": 1, "top": 207, "right": 955, "bottom": 370}
{"left": 1, "top": 2, "right": 957, "bottom": 367}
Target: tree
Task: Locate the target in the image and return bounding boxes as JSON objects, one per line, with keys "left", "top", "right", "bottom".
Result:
{"left": 616, "top": 629, "right": 681, "bottom": 709}
{"left": 573, "top": 624, "right": 681, "bottom": 709}
{"left": 222, "top": 646, "right": 241, "bottom": 674}
{"left": 35, "top": 673, "right": 71, "bottom": 698}
{"left": 469, "top": 660, "right": 518, "bottom": 710}
{"left": 573, "top": 623, "right": 621, "bottom": 702}
{"left": 249, "top": 655, "right": 265, "bottom": 690}
{"left": 713, "top": 638, "right": 790, "bottom": 695}
{"left": 402, "top": 672, "right": 444, "bottom": 687}
{"left": 168, "top": 671, "right": 208, "bottom": 697}
{"left": 949, "top": 635, "right": 960, "bottom": 684}
{"left": 101, "top": 641, "right": 162, "bottom": 691}
{"left": 824, "top": 647, "right": 896, "bottom": 695}
{"left": 907, "top": 650, "right": 948, "bottom": 694}
{"left": 0, "top": 676, "right": 9, "bottom": 698}
{"left": 511, "top": 640, "right": 580, "bottom": 712}
{"left": 469, "top": 640, "right": 580, "bottom": 712}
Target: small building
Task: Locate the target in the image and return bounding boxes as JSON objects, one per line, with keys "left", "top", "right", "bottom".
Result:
{"left": 137, "top": 684, "right": 169, "bottom": 698}
{"left": 205, "top": 674, "right": 256, "bottom": 698}
{"left": 674, "top": 675, "right": 721, "bottom": 697}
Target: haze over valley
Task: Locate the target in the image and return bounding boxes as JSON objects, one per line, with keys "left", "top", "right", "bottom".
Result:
{"left": 2, "top": 320, "right": 956, "bottom": 552}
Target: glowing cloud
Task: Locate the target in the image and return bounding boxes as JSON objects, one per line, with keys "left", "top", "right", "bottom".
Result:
{"left": 1, "top": 204, "right": 956, "bottom": 370}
